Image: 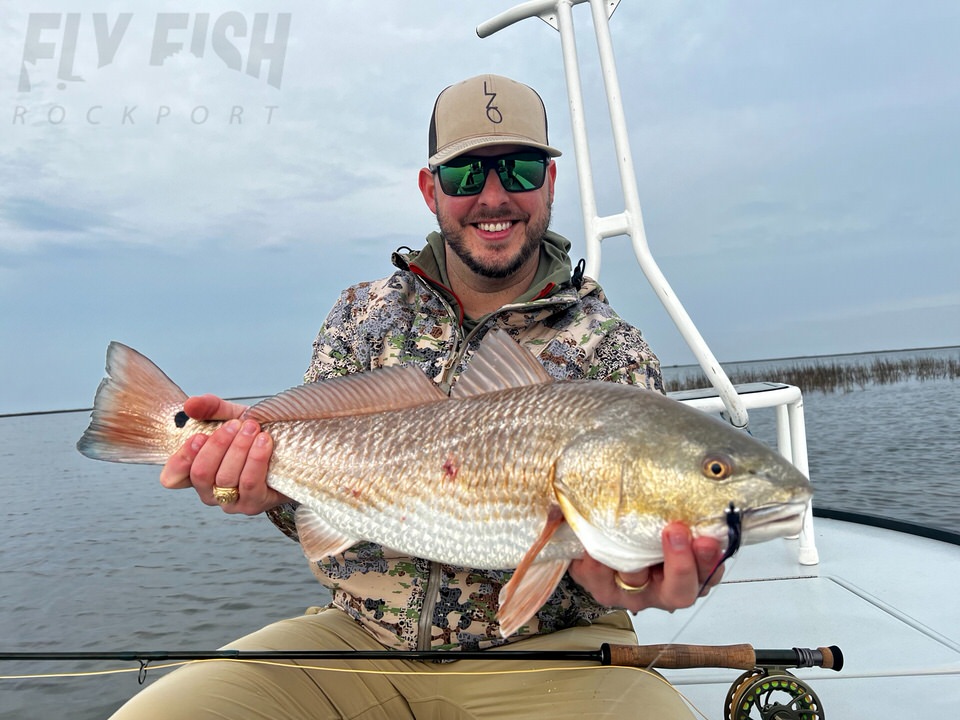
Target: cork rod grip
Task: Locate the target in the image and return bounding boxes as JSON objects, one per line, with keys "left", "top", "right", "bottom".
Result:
{"left": 602, "top": 643, "right": 757, "bottom": 669}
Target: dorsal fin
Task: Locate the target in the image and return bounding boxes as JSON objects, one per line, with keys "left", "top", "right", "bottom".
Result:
{"left": 451, "top": 329, "right": 554, "bottom": 399}
{"left": 244, "top": 365, "right": 447, "bottom": 424}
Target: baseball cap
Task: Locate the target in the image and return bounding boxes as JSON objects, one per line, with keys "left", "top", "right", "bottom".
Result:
{"left": 428, "top": 74, "right": 562, "bottom": 167}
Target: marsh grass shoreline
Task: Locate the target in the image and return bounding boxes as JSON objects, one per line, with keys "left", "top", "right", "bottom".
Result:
{"left": 668, "top": 355, "right": 960, "bottom": 394}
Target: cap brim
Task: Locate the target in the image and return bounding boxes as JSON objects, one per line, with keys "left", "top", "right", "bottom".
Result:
{"left": 429, "top": 136, "right": 562, "bottom": 167}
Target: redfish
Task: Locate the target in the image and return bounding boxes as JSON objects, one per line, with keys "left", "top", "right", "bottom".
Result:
{"left": 77, "top": 330, "right": 811, "bottom": 637}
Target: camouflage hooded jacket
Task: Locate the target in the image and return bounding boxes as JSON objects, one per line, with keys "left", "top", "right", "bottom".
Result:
{"left": 267, "top": 230, "right": 663, "bottom": 652}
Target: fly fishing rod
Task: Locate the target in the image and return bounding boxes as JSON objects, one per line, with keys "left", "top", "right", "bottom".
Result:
{"left": 0, "top": 642, "right": 843, "bottom": 671}
{"left": 3, "top": 644, "right": 843, "bottom": 719}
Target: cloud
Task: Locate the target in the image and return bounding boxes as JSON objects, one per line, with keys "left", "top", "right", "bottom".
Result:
{"left": 801, "top": 291, "right": 960, "bottom": 324}
{"left": 1, "top": 0, "right": 958, "bottom": 412}
{"left": 3, "top": 196, "right": 110, "bottom": 233}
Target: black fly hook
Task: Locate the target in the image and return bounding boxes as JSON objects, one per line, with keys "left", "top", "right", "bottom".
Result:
{"left": 698, "top": 502, "right": 742, "bottom": 595}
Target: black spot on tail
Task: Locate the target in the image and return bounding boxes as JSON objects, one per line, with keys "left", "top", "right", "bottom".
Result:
{"left": 174, "top": 411, "right": 189, "bottom": 428}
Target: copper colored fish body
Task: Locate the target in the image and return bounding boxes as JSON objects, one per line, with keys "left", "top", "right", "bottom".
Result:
{"left": 78, "top": 330, "right": 812, "bottom": 637}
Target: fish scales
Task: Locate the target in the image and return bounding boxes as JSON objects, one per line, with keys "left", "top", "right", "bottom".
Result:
{"left": 262, "top": 382, "right": 615, "bottom": 569}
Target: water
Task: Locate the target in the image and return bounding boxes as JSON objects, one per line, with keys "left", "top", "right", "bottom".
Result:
{"left": 1, "top": 348, "right": 958, "bottom": 719}
{"left": 662, "top": 346, "right": 960, "bottom": 535}
{"left": 0, "top": 412, "right": 320, "bottom": 719}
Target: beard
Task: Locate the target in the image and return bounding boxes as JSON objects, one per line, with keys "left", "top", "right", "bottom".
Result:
{"left": 437, "top": 205, "right": 552, "bottom": 280}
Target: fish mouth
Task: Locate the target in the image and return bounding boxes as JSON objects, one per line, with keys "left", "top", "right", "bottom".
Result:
{"left": 739, "top": 501, "right": 809, "bottom": 543}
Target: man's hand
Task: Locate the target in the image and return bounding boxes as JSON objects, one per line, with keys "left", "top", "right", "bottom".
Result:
{"left": 568, "top": 522, "right": 725, "bottom": 612}
{"left": 159, "top": 394, "right": 289, "bottom": 515}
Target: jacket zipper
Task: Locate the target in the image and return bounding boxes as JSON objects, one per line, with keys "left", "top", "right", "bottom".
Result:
{"left": 413, "top": 272, "right": 463, "bottom": 651}
{"left": 417, "top": 562, "right": 443, "bottom": 650}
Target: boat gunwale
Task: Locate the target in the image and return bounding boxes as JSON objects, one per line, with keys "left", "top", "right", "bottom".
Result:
{"left": 812, "top": 506, "right": 960, "bottom": 546}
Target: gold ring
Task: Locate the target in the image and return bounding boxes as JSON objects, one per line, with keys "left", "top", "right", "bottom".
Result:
{"left": 614, "top": 572, "right": 651, "bottom": 594}
{"left": 212, "top": 486, "right": 240, "bottom": 505}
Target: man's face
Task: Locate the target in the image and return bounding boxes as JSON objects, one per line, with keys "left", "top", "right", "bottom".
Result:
{"left": 419, "top": 144, "right": 557, "bottom": 280}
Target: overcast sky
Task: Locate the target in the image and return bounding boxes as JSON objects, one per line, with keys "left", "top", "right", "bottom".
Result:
{"left": 2, "top": 0, "right": 958, "bottom": 414}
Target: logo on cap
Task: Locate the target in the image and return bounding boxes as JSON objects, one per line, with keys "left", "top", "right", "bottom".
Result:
{"left": 484, "top": 82, "right": 502, "bottom": 124}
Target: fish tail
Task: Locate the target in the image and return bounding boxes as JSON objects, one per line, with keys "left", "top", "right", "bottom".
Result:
{"left": 77, "top": 342, "right": 190, "bottom": 465}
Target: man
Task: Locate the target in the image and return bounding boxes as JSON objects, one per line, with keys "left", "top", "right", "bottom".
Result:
{"left": 115, "top": 75, "right": 723, "bottom": 719}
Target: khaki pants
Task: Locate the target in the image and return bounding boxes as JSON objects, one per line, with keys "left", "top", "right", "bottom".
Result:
{"left": 109, "top": 608, "right": 695, "bottom": 719}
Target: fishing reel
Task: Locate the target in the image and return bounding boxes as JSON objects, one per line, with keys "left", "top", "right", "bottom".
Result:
{"left": 723, "top": 667, "right": 825, "bottom": 720}
{"left": 602, "top": 642, "right": 840, "bottom": 720}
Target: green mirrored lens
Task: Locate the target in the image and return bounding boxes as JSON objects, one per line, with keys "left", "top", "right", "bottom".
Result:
{"left": 437, "top": 152, "right": 546, "bottom": 196}
{"left": 438, "top": 159, "right": 486, "bottom": 195}
{"left": 498, "top": 155, "right": 547, "bottom": 191}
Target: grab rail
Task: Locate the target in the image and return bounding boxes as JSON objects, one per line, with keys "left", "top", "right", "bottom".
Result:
{"left": 478, "top": 0, "right": 818, "bottom": 564}
{"left": 479, "top": 0, "right": 749, "bottom": 431}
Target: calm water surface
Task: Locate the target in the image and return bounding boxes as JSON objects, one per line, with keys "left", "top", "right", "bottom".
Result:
{"left": 1, "top": 412, "right": 320, "bottom": 719}
{"left": 1, "top": 348, "right": 958, "bottom": 718}
{"left": 663, "top": 346, "right": 960, "bottom": 534}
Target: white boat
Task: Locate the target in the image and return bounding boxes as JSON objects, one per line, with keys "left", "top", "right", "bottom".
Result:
{"left": 478, "top": 2, "right": 960, "bottom": 717}
{"left": 4, "top": 5, "right": 956, "bottom": 719}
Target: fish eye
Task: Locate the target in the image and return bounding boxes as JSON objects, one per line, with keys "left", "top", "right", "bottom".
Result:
{"left": 701, "top": 453, "right": 734, "bottom": 481}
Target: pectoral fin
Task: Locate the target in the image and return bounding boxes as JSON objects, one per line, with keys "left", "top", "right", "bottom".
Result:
{"left": 296, "top": 505, "right": 359, "bottom": 561}
{"left": 497, "top": 505, "right": 570, "bottom": 638}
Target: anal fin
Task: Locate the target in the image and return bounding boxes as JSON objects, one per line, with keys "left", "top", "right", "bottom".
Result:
{"left": 497, "top": 559, "right": 570, "bottom": 639}
{"left": 296, "top": 505, "right": 359, "bottom": 561}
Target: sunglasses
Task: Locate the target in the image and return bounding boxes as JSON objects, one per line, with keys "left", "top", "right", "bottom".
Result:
{"left": 433, "top": 151, "right": 548, "bottom": 196}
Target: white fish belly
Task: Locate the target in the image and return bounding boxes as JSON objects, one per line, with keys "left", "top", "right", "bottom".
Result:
{"left": 270, "top": 471, "right": 585, "bottom": 567}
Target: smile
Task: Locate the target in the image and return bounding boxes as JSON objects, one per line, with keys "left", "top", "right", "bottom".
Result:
{"left": 476, "top": 221, "right": 514, "bottom": 233}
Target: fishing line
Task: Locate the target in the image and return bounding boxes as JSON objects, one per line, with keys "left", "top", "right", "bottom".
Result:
{"left": 641, "top": 504, "right": 744, "bottom": 673}
{"left": 0, "top": 658, "right": 710, "bottom": 719}
{"left": 700, "top": 503, "right": 743, "bottom": 593}
{"left": 1, "top": 507, "right": 745, "bottom": 685}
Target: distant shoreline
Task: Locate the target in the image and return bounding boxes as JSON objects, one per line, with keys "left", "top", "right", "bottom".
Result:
{"left": 661, "top": 344, "right": 960, "bottom": 370}
{"left": 668, "top": 353, "right": 960, "bottom": 394}
{"left": 3, "top": 346, "right": 958, "bottom": 417}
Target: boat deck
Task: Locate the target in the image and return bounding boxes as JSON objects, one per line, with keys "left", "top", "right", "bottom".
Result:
{"left": 632, "top": 515, "right": 960, "bottom": 718}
